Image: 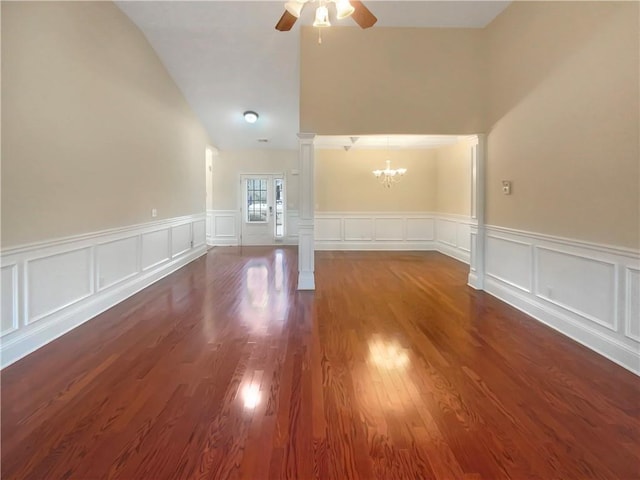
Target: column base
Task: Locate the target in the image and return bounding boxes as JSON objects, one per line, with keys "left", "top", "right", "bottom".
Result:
{"left": 297, "top": 271, "right": 315, "bottom": 290}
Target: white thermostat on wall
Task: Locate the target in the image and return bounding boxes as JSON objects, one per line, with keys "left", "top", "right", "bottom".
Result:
{"left": 502, "top": 180, "right": 512, "bottom": 195}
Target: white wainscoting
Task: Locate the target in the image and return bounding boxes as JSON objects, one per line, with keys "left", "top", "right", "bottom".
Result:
{"left": 209, "top": 210, "right": 238, "bottom": 246}
{"left": 315, "top": 212, "right": 473, "bottom": 260}
{"left": 0, "top": 214, "right": 207, "bottom": 369}
{"left": 208, "top": 209, "right": 473, "bottom": 260}
{"left": 209, "top": 209, "right": 299, "bottom": 246}
{"left": 287, "top": 210, "right": 299, "bottom": 242}
{"left": 483, "top": 225, "right": 640, "bottom": 375}
{"left": 315, "top": 212, "right": 435, "bottom": 251}
{"left": 435, "top": 214, "right": 473, "bottom": 263}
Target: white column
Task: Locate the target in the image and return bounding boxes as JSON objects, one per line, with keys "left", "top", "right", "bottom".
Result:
{"left": 297, "top": 133, "right": 316, "bottom": 290}
{"left": 468, "top": 134, "right": 486, "bottom": 290}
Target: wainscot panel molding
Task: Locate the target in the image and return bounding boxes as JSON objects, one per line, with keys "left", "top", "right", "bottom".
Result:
{"left": 209, "top": 210, "right": 300, "bottom": 246}
{"left": 209, "top": 210, "right": 473, "bottom": 258}
{"left": 435, "top": 214, "right": 474, "bottom": 263}
{"left": 286, "top": 210, "right": 300, "bottom": 245}
{"left": 314, "top": 212, "right": 474, "bottom": 259}
{"left": 0, "top": 214, "right": 207, "bottom": 369}
{"left": 483, "top": 225, "right": 640, "bottom": 375}
{"left": 210, "top": 210, "right": 238, "bottom": 246}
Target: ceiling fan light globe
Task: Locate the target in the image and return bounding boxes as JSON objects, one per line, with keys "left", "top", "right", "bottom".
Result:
{"left": 313, "top": 5, "right": 331, "bottom": 27}
{"left": 284, "top": 1, "right": 304, "bottom": 18}
{"left": 335, "top": 0, "right": 355, "bottom": 19}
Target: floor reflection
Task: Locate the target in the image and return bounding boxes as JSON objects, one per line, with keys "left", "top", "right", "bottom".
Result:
{"left": 247, "top": 264, "right": 269, "bottom": 308}
{"left": 241, "top": 383, "right": 261, "bottom": 410}
{"left": 368, "top": 337, "right": 410, "bottom": 370}
{"left": 240, "top": 250, "right": 289, "bottom": 329}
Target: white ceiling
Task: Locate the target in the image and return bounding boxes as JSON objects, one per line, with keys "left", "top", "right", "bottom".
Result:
{"left": 117, "top": 1, "right": 510, "bottom": 151}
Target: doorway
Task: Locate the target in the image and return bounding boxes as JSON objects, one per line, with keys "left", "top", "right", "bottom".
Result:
{"left": 240, "top": 174, "right": 286, "bottom": 245}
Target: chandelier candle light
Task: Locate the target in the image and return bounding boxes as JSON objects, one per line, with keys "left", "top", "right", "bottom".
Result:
{"left": 373, "top": 160, "right": 407, "bottom": 188}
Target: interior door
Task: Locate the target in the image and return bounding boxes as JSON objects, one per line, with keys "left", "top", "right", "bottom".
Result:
{"left": 240, "top": 175, "right": 285, "bottom": 245}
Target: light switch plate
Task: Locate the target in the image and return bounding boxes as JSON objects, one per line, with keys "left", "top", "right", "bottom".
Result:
{"left": 502, "top": 181, "right": 512, "bottom": 195}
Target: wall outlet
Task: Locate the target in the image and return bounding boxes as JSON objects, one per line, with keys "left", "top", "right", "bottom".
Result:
{"left": 502, "top": 180, "right": 512, "bottom": 195}
{"left": 151, "top": 208, "right": 157, "bottom": 218}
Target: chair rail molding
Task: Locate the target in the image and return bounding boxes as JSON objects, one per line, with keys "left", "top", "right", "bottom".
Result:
{"left": 0, "top": 214, "right": 207, "bottom": 369}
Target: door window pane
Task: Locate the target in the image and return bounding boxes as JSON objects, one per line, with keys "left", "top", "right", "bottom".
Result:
{"left": 274, "top": 179, "right": 284, "bottom": 237}
{"left": 247, "top": 179, "right": 268, "bottom": 222}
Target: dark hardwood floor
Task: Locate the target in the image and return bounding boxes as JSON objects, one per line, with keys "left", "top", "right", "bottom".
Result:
{"left": 2, "top": 247, "right": 639, "bottom": 479}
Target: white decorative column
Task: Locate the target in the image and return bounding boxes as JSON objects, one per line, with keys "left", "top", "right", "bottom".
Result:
{"left": 297, "top": 133, "right": 316, "bottom": 290}
{"left": 468, "top": 134, "right": 486, "bottom": 290}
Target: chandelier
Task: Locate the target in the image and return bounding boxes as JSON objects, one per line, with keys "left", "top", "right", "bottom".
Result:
{"left": 373, "top": 160, "right": 407, "bottom": 188}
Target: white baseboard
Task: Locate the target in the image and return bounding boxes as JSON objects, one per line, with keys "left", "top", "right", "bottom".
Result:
{"left": 436, "top": 241, "right": 470, "bottom": 264}
{"left": 0, "top": 214, "right": 207, "bottom": 369}
{"left": 315, "top": 241, "right": 437, "bottom": 251}
{"left": 483, "top": 225, "right": 640, "bottom": 375}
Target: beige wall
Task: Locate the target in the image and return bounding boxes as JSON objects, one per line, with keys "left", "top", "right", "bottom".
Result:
{"left": 485, "top": 1, "right": 639, "bottom": 248}
{"left": 300, "top": 27, "right": 484, "bottom": 135}
{"left": 435, "top": 141, "right": 472, "bottom": 216}
{"left": 1, "top": 2, "right": 211, "bottom": 248}
{"left": 212, "top": 149, "right": 299, "bottom": 211}
{"left": 315, "top": 149, "right": 437, "bottom": 212}
{"left": 303, "top": 2, "right": 639, "bottom": 249}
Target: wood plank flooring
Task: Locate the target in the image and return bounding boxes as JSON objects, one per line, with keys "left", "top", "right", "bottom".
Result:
{"left": 2, "top": 247, "right": 639, "bottom": 479}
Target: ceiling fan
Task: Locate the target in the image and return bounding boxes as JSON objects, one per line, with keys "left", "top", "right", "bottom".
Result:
{"left": 275, "top": 0, "right": 377, "bottom": 31}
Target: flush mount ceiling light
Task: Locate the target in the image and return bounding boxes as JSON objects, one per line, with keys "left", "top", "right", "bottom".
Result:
{"left": 243, "top": 111, "right": 259, "bottom": 123}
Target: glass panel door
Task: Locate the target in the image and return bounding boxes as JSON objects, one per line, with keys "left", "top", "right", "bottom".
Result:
{"left": 240, "top": 174, "right": 285, "bottom": 245}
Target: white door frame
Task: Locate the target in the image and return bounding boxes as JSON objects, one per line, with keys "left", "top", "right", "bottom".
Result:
{"left": 238, "top": 173, "right": 286, "bottom": 246}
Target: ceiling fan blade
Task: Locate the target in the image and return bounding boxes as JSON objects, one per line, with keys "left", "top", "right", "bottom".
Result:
{"left": 275, "top": 10, "right": 297, "bottom": 31}
{"left": 350, "top": 1, "right": 377, "bottom": 29}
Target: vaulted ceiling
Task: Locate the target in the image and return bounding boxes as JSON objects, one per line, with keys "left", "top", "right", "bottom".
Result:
{"left": 117, "top": 1, "right": 510, "bottom": 150}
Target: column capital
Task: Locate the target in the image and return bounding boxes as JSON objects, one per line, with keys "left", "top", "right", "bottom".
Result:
{"left": 297, "top": 132, "right": 316, "bottom": 143}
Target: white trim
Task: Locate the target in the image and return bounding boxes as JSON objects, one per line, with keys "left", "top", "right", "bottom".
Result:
{"left": 315, "top": 241, "right": 437, "bottom": 251}
{"left": 0, "top": 214, "right": 206, "bottom": 369}
{"left": 297, "top": 271, "right": 315, "bottom": 290}
{"left": 486, "top": 277, "right": 640, "bottom": 375}
{"left": 468, "top": 135, "right": 485, "bottom": 290}
{"left": 534, "top": 245, "right": 618, "bottom": 332}
{"left": 485, "top": 224, "right": 639, "bottom": 259}
{"left": 485, "top": 234, "right": 533, "bottom": 293}
{"left": 24, "top": 247, "right": 95, "bottom": 326}
{"left": 483, "top": 224, "right": 640, "bottom": 375}
{"left": 1, "top": 263, "right": 20, "bottom": 337}
{"left": 625, "top": 266, "right": 640, "bottom": 342}
{"left": 314, "top": 212, "right": 472, "bottom": 264}
{"left": 95, "top": 235, "right": 140, "bottom": 293}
